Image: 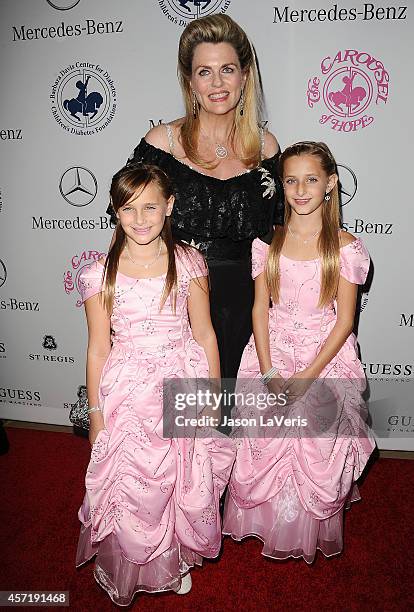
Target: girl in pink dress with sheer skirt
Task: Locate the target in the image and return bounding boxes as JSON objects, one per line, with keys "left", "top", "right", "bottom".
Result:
{"left": 75, "top": 163, "right": 235, "bottom": 605}
{"left": 223, "top": 141, "right": 376, "bottom": 563}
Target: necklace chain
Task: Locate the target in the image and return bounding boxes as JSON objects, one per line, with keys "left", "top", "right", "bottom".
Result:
{"left": 199, "top": 127, "right": 229, "bottom": 160}
{"left": 125, "top": 238, "right": 163, "bottom": 269}
{"left": 287, "top": 224, "right": 321, "bottom": 245}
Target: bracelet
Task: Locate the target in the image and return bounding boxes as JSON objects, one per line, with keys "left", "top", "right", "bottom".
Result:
{"left": 87, "top": 406, "right": 102, "bottom": 414}
{"left": 260, "top": 366, "right": 278, "bottom": 384}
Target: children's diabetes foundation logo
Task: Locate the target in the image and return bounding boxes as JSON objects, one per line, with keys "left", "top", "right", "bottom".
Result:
{"left": 63, "top": 250, "right": 105, "bottom": 307}
{"left": 50, "top": 62, "right": 116, "bottom": 135}
{"left": 158, "top": 0, "right": 231, "bottom": 25}
{"left": 306, "top": 49, "right": 389, "bottom": 132}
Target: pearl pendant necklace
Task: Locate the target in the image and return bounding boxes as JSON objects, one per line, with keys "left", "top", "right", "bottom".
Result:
{"left": 125, "top": 238, "right": 163, "bottom": 269}
{"left": 287, "top": 224, "right": 321, "bottom": 245}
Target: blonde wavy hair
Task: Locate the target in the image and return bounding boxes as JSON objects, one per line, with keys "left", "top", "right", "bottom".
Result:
{"left": 266, "top": 142, "right": 340, "bottom": 307}
{"left": 177, "top": 13, "right": 263, "bottom": 169}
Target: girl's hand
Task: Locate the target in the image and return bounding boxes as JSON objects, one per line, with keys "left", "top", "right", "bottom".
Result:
{"left": 283, "top": 368, "right": 315, "bottom": 403}
{"left": 89, "top": 416, "right": 105, "bottom": 446}
{"left": 266, "top": 372, "right": 286, "bottom": 397}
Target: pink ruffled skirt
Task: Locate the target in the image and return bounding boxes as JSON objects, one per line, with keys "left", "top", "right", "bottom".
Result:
{"left": 223, "top": 476, "right": 361, "bottom": 564}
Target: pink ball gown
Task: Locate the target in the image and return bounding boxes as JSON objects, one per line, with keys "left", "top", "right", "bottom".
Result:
{"left": 223, "top": 234, "right": 376, "bottom": 563}
{"left": 75, "top": 247, "right": 235, "bottom": 605}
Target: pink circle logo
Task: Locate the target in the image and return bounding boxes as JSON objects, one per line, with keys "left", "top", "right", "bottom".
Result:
{"left": 306, "top": 49, "right": 389, "bottom": 132}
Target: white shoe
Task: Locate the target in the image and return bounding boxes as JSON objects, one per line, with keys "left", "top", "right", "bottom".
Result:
{"left": 176, "top": 573, "right": 192, "bottom": 595}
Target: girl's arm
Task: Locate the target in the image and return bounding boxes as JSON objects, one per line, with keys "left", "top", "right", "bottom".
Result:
{"left": 252, "top": 272, "right": 285, "bottom": 394}
{"left": 307, "top": 274, "right": 357, "bottom": 378}
{"left": 84, "top": 294, "right": 111, "bottom": 444}
{"left": 187, "top": 276, "right": 220, "bottom": 379}
{"left": 285, "top": 275, "right": 358, "bottom": 400}
{"left": 252, "top": 272, "right": 273, "bottom": 375}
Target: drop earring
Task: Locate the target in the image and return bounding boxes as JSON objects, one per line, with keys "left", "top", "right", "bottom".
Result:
{"left": 324, "top": 193, "right": 331, "bottom": 201}
{"left": 239, "top": 87, "right": 244, "bottom": 116}
{"left": 192, "top": 91, "right": 197, "bottom": 118}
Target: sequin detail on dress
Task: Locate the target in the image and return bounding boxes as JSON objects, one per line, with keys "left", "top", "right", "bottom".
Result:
{"left": 223, "top": 237, "right": 376, "bottom": 564}
{"left": 75, "top": 247, "right": 235, "bottom": 605}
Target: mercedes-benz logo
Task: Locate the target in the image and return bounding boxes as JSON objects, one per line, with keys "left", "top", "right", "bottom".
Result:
{"left": 46, "top": 0, "right": 81, "bottom": 9}
{"left": 59, "top": 166, "right": 97, "bottom": 207}
{"left": 337, "top": 164, "right": 357, "bottom": 207}
{"left": 0, "top": 259, "right": 7, "bottom": 288}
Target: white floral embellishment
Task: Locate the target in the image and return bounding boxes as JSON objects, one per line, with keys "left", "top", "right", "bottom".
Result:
{"left": 182, "top": 238, "right": 202, "bottom": 250}
{"left": 258, "top": 167, "right": 276, "bottom": 199}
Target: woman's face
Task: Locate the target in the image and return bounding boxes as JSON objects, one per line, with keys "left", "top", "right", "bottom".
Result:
{"left": 191, "top": 42, "right": 246, "bottom": 117}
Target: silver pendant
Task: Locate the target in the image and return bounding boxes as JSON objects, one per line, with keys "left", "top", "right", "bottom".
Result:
{"left": 215, "top": 144, "right": 228, "bottom": 159}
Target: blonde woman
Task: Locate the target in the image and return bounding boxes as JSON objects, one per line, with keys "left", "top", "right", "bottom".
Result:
{"left": 110, "top": 14, "right": 282, "bottom": 382}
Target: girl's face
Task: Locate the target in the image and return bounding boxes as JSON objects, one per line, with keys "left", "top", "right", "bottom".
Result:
{"left": 117, "top": 181, "right": 174, "bottom": 246}
{"left": 191, "top": 42, "right": 246, "bottom": 117}
{"left": 282, "top": 154, "right": 337, "bottom": 218}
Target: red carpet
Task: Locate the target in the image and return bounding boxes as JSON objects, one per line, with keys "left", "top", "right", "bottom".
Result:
{"left": 1, "top": 427, "right": 413, "bottom": 611}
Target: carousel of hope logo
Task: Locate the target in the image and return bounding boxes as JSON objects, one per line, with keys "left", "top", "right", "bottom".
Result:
{"left": 50, "top": 62, "right": 116, "bottom": 135}
{"left": 306, "top": 48, "right": 389, "bottom": 132}
{"left": 63, "top": 250, "right": 105, "bottom": 306}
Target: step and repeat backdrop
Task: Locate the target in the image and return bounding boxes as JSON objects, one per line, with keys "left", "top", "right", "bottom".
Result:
{"left": 0, "top": 0, "right": 412, "bottom": 449}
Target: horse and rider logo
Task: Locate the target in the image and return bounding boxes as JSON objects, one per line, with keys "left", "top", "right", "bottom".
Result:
{"left": 159, "top": 0, "right": 230, "bottom": 23}
{"left": 306, "top": 48, "right": 389, "bottom": 132}
{"left": 63, "top": 76, "right": 104, "bottom": 123}
{"left": 50, "top": 63, "right": 116, "bottom": 135}
{"left": 324, "top": 68, "right": 372, "bottom": 118}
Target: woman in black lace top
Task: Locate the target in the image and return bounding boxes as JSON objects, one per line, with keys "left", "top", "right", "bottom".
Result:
{"left": 109, "top": 14, "right": 282, "bottom": 380}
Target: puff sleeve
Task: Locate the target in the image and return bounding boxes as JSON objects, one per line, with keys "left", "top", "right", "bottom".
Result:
{"left": 189, "top": 249, "right": 208, "bottom": 279}
{"left": 251, "top": 238, "right": 269, "bottom": 279}
{"left": 339, "top": 238, "right": 370, "bottom": 285}
{"left": 78, "top": 261, "right": 105, "bottom": 304}
{"left": 176, "top": 245, "right": 209, "bottom": 280}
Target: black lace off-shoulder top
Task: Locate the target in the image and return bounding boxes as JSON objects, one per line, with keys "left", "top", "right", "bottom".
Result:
{"left": 108, "top": 138, "right": 283, "bottom": 262}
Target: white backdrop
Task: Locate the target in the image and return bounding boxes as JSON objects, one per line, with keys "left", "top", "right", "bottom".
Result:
{"left": 0, "top": 0, "right": 412, "bottom": 450}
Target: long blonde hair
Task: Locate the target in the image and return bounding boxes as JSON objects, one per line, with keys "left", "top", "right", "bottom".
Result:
{"left": 267, "top": 142, "right": 340, "bottom": 307}
{"left": 102, "top": 163, "right": 184, "bottom": 315}
{"left": 177, "top": 13, "right": 263, "bottom": 169}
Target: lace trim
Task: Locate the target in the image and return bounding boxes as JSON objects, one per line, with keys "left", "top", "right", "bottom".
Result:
{"left": 165, "top": 123, "right": 174, "bottom": 156}
{"left": 260, "top": 126, "right": 265, "bottom": 160}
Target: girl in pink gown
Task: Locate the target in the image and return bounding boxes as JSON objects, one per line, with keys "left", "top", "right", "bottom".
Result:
{"left": 75, "top": 163, "right": 235, "bottom": 605}
{"left": 223, "top": 141, "right": 375, "bottom": 563}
